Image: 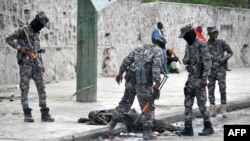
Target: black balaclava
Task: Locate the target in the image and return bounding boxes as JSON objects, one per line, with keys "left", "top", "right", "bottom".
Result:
{"left": 30, "top": 18, "right": 44, "bottom": 33}
{"left": 183, "top": 29, "right": 196, "bottom": 45}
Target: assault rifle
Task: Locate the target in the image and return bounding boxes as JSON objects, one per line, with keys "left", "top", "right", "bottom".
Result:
{"left": 172, "top": 52, "right": 182, "bottom": 64}
{"left": 133, "top": 74, "right": 168, "bottom": 125}
{"left": 17, "top": 39, "right": 45, "bottom": 68}
{"left": 0, "top": 95, "right": 21, "bottom": 102}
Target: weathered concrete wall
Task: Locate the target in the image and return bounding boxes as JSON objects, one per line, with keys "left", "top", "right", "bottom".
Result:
{"left": 0, "top": 0, "right": 250, "bottom": 85}
{"left": 0, "top": 0, "right": 77, "bottom": 85}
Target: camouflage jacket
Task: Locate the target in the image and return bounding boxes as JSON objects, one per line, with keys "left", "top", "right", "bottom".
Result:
{"left": 119, "top": 44, "right": 163, "bottom": 85}
{"left": 182, "top": 38, "right": 212, "bottom": 88}
{"left": 207, "top": 39, "right": 233, "bottom": 70}
{"left": 5, "top": 25, "right": 43, "bottom": 66}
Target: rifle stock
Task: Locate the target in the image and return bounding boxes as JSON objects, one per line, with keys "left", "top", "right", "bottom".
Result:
{"left": 18, "top": 39, "right": 36, "bottom": 60}
{"left": 17, "top": 39, "right": 44, "bottom": 68}
{"left": 133, "top": 103, "right": 150, "bottom": 125}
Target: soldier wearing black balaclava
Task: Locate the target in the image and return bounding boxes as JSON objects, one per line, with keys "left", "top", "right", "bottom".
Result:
{"left": 30, "top": 14, "right": 47, "bottom": 32}
{"left": 177, "top": 24, "right": 214, "bottom": 136}
{"left": 5, "top": 11, "right": 54, "bottom": 122}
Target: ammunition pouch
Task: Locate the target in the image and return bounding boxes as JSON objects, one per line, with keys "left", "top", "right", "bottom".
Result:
{"left": 125, "top": 66, "right": 136, "bottom": 85}
{"left": 135, "top": 67, "right": 152, "bottom": 86}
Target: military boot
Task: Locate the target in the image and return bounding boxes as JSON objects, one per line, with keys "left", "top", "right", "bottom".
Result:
{"left": 209, "top": 104, "right": 217, "bottom": 117}
{"left": 40, "top": 107, "right": 55, "bottom": 122}
{"left": 220, "top": 104, "right": 227, "bottom": 118}
{"left": 142, "top": 127, "right": 156, "bottom": 140}
{"left": 108, "top": 116, "right": 118, "bottom": 130}
{"left": 23, "top": 108, "right": 34, "bottom": 122}
{"left": 198, "top": 121, "right": 214, "bottom": 136}
{"left": 178, "top": 122, "right": 194, "bottom": 136}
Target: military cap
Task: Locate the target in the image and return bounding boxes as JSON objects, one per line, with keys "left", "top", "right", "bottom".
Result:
{"left": 178, "top": 24, "right": 193, "bottom": 38}
{"left": 207, "top": 26, "right": 218, "bottom": 33}
{"left": 36, "top": 11, "right": 49, "bottom": 26}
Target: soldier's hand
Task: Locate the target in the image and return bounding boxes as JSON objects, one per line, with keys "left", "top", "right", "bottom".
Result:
{"left": 217, "top": 58, "right": 224, "bottom": 63}
{"left": 19, "top": 47, "right": 28, "bottom": 54}
{"left": 152, "top": 83, "right": 160, "bottom": 93}
{"left": 200, "top": 79, "right": 207, "bottom": 88}
{"left": 115, "top": 73, "right": 123, "bottom": 85}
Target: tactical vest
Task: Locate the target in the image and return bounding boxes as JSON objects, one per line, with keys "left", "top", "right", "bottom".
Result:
{"left": 134, "top": 44, "right": 155, "bottom": 85}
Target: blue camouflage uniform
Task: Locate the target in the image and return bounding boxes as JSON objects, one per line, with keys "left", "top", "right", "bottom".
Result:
{"left": 5, "top": 25, "right": 47, "bottom": 109}
{"left": 5, "top": 11, "right": 54, "bottom": 123}
{"left": 178, "top": 24, "right": 214, "bottom": 136}
{"left": 182, "top": 37, "right": 212, "bottom": 125}
{"left": 111, "top": 43, "right": 163, "bottom": 131}
{"left": 207, "top": 38, "right": 233, "bottom": 105}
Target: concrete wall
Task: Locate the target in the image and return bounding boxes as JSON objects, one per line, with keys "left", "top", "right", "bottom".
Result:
{"left": 0, "top": 0, "right": 77, "bottom": 85}
{"left": 0, "top": 0, "right": 249, "bottom": 85}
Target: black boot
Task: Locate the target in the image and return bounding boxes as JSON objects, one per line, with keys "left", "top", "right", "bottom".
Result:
{"left": 108, "top": 116, "right": 118, "bottom": 130}
{"left": 23, "top": 108, "right": 34, "bottom": 122}
{"left": 178, "top": 122, "right": 194, "bottom": 136}
{"left": 40, "top": 107, "right": 55, "bottom": 122}
{"left": 198, "top": 121, "right": 214, "bottom": 136}
{"left": 143, "top": 127, "right": 156, "bottom": 140}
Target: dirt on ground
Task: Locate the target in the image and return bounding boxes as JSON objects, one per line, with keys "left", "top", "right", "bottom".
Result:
{"left": 107, "top": 108, "right": 250, "bottom": 141}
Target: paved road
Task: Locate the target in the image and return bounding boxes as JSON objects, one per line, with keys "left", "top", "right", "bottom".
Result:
{"left": 110, "top": 108, "right": 250, "bottom": 141}
{"left": 0, "top": 68, "right": 249, "bottom": 141}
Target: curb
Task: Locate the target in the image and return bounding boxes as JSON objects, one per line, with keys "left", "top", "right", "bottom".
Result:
{"left": 49, "top": 99, "right": 250, "bottom": 141}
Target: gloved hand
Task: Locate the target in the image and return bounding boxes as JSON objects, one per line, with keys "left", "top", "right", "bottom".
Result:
{"left": 115, "top": 73, "right": 123, "bottom": 85}
{"left": 200, "top": 79, "right": 207, "bottom": 87}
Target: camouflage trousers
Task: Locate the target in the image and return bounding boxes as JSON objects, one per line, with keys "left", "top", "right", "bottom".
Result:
{"left": 208, "top": 73, "right": 227, "bottom": 105}
{"left": 113, "top": 83, "right": 155, "bottom": 128}
{"left": 184, "top": 86, "right": 211, "bottom": 123}
{"left": 19, "top": 62, "right": 47, "bottom": 109}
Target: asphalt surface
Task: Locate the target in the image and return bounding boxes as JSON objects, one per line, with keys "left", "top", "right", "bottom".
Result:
{"left": 0, "top": 68, "right": 250, "bottom": 141}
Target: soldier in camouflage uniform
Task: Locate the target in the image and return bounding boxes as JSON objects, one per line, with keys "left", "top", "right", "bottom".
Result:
{"left": 178, "top": 24, "right": 214, "bottom": 136}
{"left": 206, "top": 26, "right": 233, "bottom": 118}
{"left": 108, "top": 35, "right": 164, "bottom": 140}
{"left": 5, "top": 11, "right": 54, "bottom": 122}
